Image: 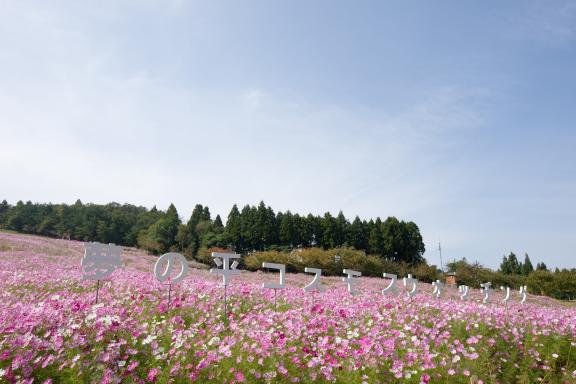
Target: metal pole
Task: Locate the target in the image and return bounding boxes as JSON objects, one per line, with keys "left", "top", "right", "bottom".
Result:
{"left": 168, "top": 283, "right": 172, "bottom": 312}
{"left": 224, "top": 285, "right": 227, "bottom": 322}
{"left": 95, "top": 280, "right": 100, "bottom": 304}
{"left": 438, "top": 242, "right": 444, "bottom": 273}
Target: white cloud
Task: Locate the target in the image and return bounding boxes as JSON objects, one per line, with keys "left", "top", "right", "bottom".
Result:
{"left": 242, "top": 89, "right": 267, "bottom": 111}
{"left": 516, "top": 0, "right": 576, "bottom": 44}
{"left": 4, "top": 1, "right": 573, "bottom": 270}
{"left": 0, "top": 2, "right": 488, "bottom": 266}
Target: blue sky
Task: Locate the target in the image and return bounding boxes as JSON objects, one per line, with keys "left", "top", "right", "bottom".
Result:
{"left": 1, "top": 1, "right": 575, "bottom": 269}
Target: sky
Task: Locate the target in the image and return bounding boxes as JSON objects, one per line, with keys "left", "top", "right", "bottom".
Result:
{"left": 1, "top": 0, "right": 575, "bottom": 269}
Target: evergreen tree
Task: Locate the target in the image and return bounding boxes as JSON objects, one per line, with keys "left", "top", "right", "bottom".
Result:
{"left": 348, "top": 216, "right": 367, "bottom": 251}
{"left": 138, "top": 203, "right": 181, "bottom": 254}
{"left": 6, "top": 201, "right": 26, "bottom": 232}
{"left": 184, "top": 204, "right": 213, "bottom": 256}
{"left": 335, "top": 211, "right": 349, "bottom": 247}
{"left": 536, "top": 262, "right": 548, "bottom": 271}
{"left": 381, "top": 217, "right": 401, "bottom": 260}
{"left": 297, "top": 214, "right": 313, "bottom": 247}
{"left": 368, "top": 218, "right": 384, "bottom": 256}
{"left": 279, "top": 211, "right": 296, "bottom": 247}
{"left": 522, "top": 253, "right": 534, "bottom": 276}
{"left": 254, "top": 201, "right": 276, "bottom": 249}
{"left": 500, "top": 255, "right": 511, "bottom": 274}
{"left": 175, "top": 224, "right": 189, "bottom": 252}
{"left": 306, "top": 214, "right": 323, "bottom": 247}
{"left": 240, "top": 204, "right": 258, "bottom": 251}
{"left": 402, "top": 221, "right": 425, "bottom": 264}
{"left": 508, "top": 252, "right": 521, "bottom": 274}
{"left": 225, "top": 205, "right": 243, "bottom": 252}
{"left": 0, "top": 199, "right": 427, "bottom": 265}
{"left": 500, "top": 252, "right": 522, "bottom": 275}
{"left": 213, "top": 215, "right": 224, "bottom": 231}
{"left": 202, "top": 206, "right": 211, "bottom": 221}
{"left": 0, "top": 200, "right": 10, "bottom": 228}
{"left": 189, "top": 205, "right": 205, "bottom": 229}
{"left": 266, "top": 206, "right": 279, "bottom": 246}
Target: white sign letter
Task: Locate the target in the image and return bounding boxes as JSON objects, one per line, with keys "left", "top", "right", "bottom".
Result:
{"left": 458, "top": 285, "right": 469, "bottom": 300}
{"left": 519, "top": 285, "right": 527, "bottom": 304}
{"left": 210, "top": 252, "right": 240, "bottom": 286}
{"left": 262, "top": 262, "right": 286, "bottom": 289}
{"left": 303, "top": 267, "right": 325, "bottom": 293}
{"left": 501, "top": 286, "right": 511, "bottom": 303}
{"left": 382, "top": 273, "right": 398, "bottom": 295}
{"left": 154, "top": 252, "right": 188, "bottom": 285}
{"left": 432, "top": 280, "right": 444, "bottom": 298}
{"left": 403, "top": 274, "right": 418, "bottom": 298}
{"left": 481, "top": 282, "right": 492, "bottom": 303}
{"left": 342, "top": 269, "right": 361, "bottom": 295}
{"left": 81, "top": 242, "right": 123, "bottom": 280}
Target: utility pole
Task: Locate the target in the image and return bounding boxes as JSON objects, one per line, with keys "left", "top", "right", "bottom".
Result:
{"left": 438, "top": 242, "right": 444, "bottom": 273}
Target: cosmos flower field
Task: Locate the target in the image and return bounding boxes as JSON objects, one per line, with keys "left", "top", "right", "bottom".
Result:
{"left": 1, "top": 232, "right": 575, "bottom": 383}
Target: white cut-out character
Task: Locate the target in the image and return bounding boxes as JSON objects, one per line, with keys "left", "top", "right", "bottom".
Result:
{"left": 458, "top": 285, "right": 469, "bottom": 300}
{"left": 501, "top": 286, "right": 511, "bottom": 303}
{"left": 210, "top": 252, "right": 240, "bottom": 286}
{"left": 519, "top": 285, "right": 527, "bottom": 305}
{"left": 403, "top": 274, "right": 418, "bottom": 298}
{"left": 262, "top": 262, "right": 286, "bottom": 289}
{"left": 154, "top": 252, "right": 188, "bottom": 285}
{"left": 303, "top": 267, "right": 325, "bottom": 293}
{"left": 432, "top": 280, "right": 444, "bottom": 299}
{"left": 342, "top": 269, "right": 361, "bottom": 296}
{"left": 480, "top": 282, "right": 492, "bottom": 303}
{"left": 382, "top": 273, "right": 398, "bottom": 295}
{"left": 81, "top": 242, "right": 123, "bottom": 280}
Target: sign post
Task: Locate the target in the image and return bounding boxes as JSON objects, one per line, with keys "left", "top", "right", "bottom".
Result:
{"left": 154, "top": 252, "right": 188, "bottom": 311}
{"left": 81, "top": 242, "right": 123, "bottom": 304}
{"left": 262, "top": 262, "right": 286, "bottom": 311}
{"left": 210, "top": 252, "right": 241, "bottom": 322}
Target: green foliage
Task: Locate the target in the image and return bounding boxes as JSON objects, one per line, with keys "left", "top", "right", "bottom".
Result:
{"left": 526, "top": 270, "right": 556, "bottom": 297}
{"left": 244, "top": 247, "right": 437, "bottom": 279}
{"left": 410, "top": 262, "right": 441, "bottom": 283}
{"left": 522, "top": 253, "right": 534, "bottom": 276}
{"left": 136, "top": 204, "right": 181, "bottom": 254}
{"left": 449, "top": 258, "right": 576, "bottom": 300}
{"left": 536, "top": 261, "right": 548, "bottom": 271}
{"left": 525, "top": 269, "right": 576, "bottom": 300}
{"left": 499, "top": 252, "right": 522, "bottom": 275}
{"left": 0, "top": 200, "right": 9, "bottom": 229}
{"left": 214, "top": 202, "right": 426, "bottom": 266}
{"left": 447, "top": 259, "right": 490, "bottom": 288}
{"left": 3, "top": 198, "right": 572, "bottom": 301}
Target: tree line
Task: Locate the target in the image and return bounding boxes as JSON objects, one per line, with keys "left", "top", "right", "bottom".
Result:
{"left": 0, "top": 199, "right": 425, "bottom": 264}
{"left": 2, "top": 199, "right": 574, "bottom": 300}
{"left": 447, "top": 254, "right": 576, "bottom": 301}
{"left": 498, "top": 251, "right": 548, "bottom": 276}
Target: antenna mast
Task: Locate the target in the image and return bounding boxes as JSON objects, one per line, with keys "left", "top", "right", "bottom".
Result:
{"left": 438, "top": 241, "right": 444, "bottom": 273}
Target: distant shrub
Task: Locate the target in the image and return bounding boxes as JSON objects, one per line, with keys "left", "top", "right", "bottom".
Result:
{"left": 411, "top": 262, "right": 441, "bottom": 283}
{"left": 244, "top": 247, "right": 436, "bottom": 278}
{"left": 196, "top": 247, "right": 214, "bottom": 265}
{"left": 196, "top": 246, "right": 237, "bottom": 266}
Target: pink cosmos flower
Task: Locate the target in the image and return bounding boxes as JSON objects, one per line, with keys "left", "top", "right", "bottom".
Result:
{"left": 146, "top": 368, "right": 159, "bottom": 382}
{"left": 235, "top": 371, "right": 246, "bottom": 382}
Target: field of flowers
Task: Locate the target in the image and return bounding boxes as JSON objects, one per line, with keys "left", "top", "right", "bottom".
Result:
{"left": 1, "top": 231, "right": 575, "bottom": 383}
